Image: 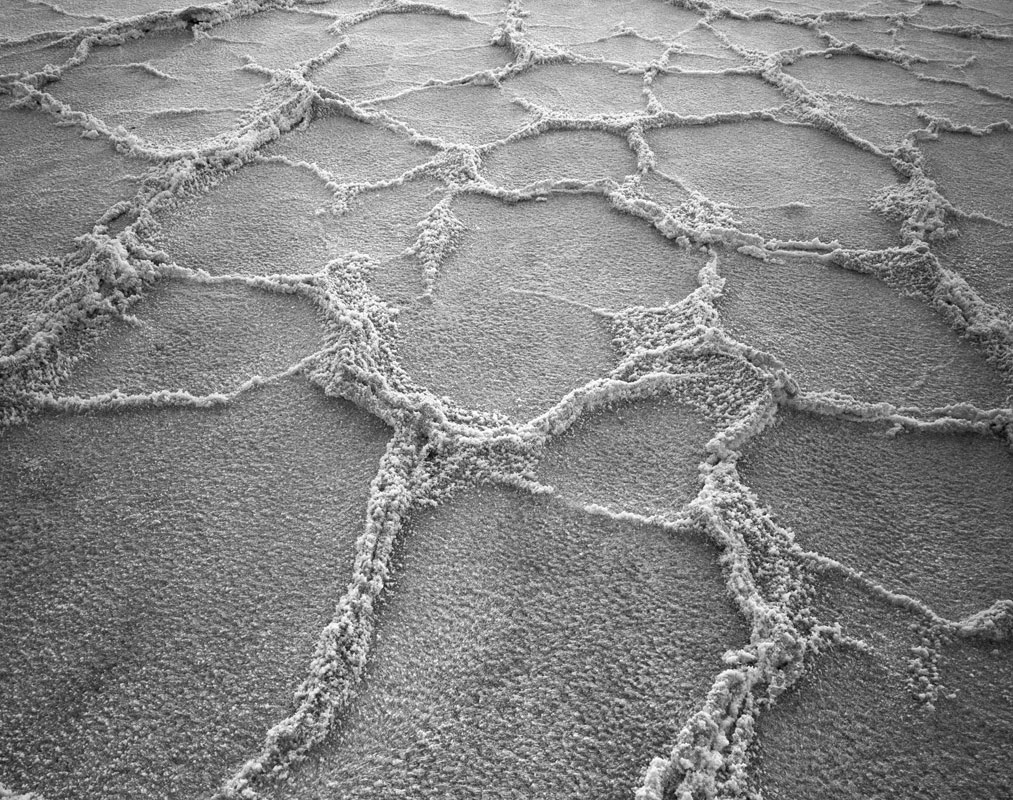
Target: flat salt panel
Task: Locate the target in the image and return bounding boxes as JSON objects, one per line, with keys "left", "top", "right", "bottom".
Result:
{"left": 718, "top": 0, "right": 915, "bottom": 13}
{"left": 310, "top": 12, "right": 507, "bottom": 101}
{"left": 45, "top": 0, "right": 192, "bottom": 15}
{"left": 917, "top": 0, "right": 1013, "bottom": 31}
{"left": 934, "top": 218, "right": 1013, "bottom": 317}
{"left": 738, "top": 410, "right": 1013, "bottom": 619}
{"left": 785, "top": 53, "right": 1013, "bottom": 131}
{"left": 0, "top": 0, "right": 100, "bottom": 41}
{"left": 155, "top": 161, "right": 337, "bottom": 276}
{"left": 395, "top": 283, "right": 616, "bottom": 419}
{"left": 538, "top": 395, "right": 712, "bottom": 515}
{"left": 395, "top": 192, "right": 703, "bottom": 418}
{"left": 481, "top": 128, "right": 637, "bottom": 187}
{"left": 62, "top": 280, "right": 325, "bottom": 397}
{"left": 754, "top": 644, "right": 1013, "bottom": 800}
{"left": 212, "top": 8, "right": 345, "bottom": 72}
{"left": 525, "top": 0, "right": 705, "bottom": 45}
{"left": 651, "top": 71, "right": 785, "bottom": 116}
{"left": 323, "top": 179, "right": 448, "bottom": 261}
{"left": 158, "top": 162, "right": 441, "bottom": 274}
{"left": 375, "top": 83, "right": 535, "bottom": 146}
{"left": 569, "top": 33, "right": 669, "bottom": 66}
{"left": 908, "top": 41, "right": 1013, "bottom": 98}
{"left": 648, "top": 119, "right": 900, "bottom": 248}
{"left": 441, "top": 192, "right": 703, "bottom": 310}
{"left": 710, "top": 17, "right": 825, "bottom": 54}
{"left": 504, "top": 62, "right": 648, "bottom": 118}
{"left": 51, "top": 31, "right": 270, "bottom": 146}
{"left": 436, "top": 0, "right": 511, "bottom": 14}
{"left": 832, "top": 98, "right": 927, "bottom": 151}
{"left": 0, "top": 39, "right": 74, "bottom": 76}
{"left": 920, "top": 130, "right": 1013, "bottom": 225}
{"left": 717, "top": 249, "right": 1010, "bottom": 408}
{"left": 816, "top": 18, "right": 897, "bottom": 51}
{"left": 261, "top": 111, "right": 437, "bottom": 184}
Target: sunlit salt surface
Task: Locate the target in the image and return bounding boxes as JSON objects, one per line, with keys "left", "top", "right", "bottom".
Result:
{"left": 1, "top": 1, "right": 101, "bottom": 40}
{"left": 2, "top": 1, "right": 1012, "bottom": 799}
{"left": 506, "top": 63, "right": 649, "bottom": 117}
{"left": 212, "top": 9, "right": 349, "bottom": 74}
{"left": 920, "top": 130, "right": 1013, "bottom": 225}
{"left": 784, "top": 53, "right": 1013, "bottom": 132}
{"left": 260, "top": 110, "right": 438, "bottom": 184}
{"left": 155, "top": 163, "right": 443, "bottom": 275}
{"left": 568, "top": 33, "right": 670, "bottom": 67}
{"left": 375, "top": 83, "right": 535, "bottom": 145}
{"left": 708, "top": 17, "right": 825, "bottom": 53}
{"left": 0, "top": 39, "right": 74, "bottom": 77}
{"left": 650, "top": 72, "right": 786, "bottom": 116}
{"left": 154, "top": 161, "right": 340, "bottom": 276}
{"left": 524, "top": 0, "right": 705, "bottom": 44}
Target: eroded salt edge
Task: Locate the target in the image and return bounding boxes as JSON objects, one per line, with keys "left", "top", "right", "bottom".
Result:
{"left": 1, "top": 0, "right": 1012, "bottom": 799}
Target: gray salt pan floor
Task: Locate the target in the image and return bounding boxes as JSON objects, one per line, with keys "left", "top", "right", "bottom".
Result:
{"left": 2, "top": 1, "right": 1012, "bottom": 798}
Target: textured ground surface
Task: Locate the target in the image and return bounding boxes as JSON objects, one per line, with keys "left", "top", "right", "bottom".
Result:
{"left": 1, "top": 1, "right": 1012, "bottom": 799}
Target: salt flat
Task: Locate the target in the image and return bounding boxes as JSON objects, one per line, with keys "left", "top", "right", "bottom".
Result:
{"left": 1, "top": 1, "right": 1011, "bottom": 799}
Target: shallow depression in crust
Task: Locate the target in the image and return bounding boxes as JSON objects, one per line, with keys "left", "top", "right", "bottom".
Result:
{"left": 212, "top": 8, "right": 347, "bottom": 73}
{"left": 505, "top": 62, "right": 650, "bottom": 118}
{"left": 0, "top": 0, "right": 102, "bottom": 41}
{"left": 260, "top": 109, "right": 438, "bottom": 185}
{"left": 480, "top": 128, "right": 638, "bottom": 188}
{"left": 154, "top": 160, "right": 338, "bottom": 277}
{"left": 649, "top": 71, "right": 785, "bottom": 116}
{"left": 524, "top": 0, "right": 706, "bottom": 45}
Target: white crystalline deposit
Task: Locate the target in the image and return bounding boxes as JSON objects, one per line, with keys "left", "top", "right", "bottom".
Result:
{"left": 1, "top": 0, "right": 1011, "bottom": 799}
